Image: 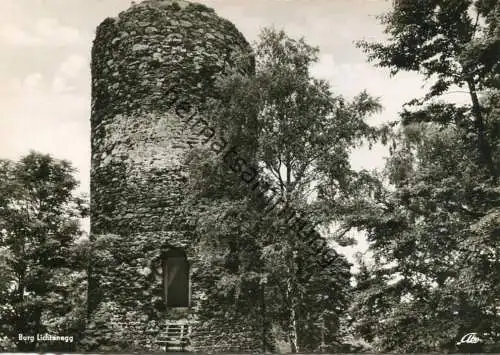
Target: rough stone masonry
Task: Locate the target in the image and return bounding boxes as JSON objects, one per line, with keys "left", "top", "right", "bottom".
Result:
{"left": 89, "top": 0, "right": 258, "bottom": 351}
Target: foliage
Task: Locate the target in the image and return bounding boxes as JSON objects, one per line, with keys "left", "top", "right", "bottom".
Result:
{"left": 357, "top": 0, "right": 499, "bottom": 92}
{"left": 182, "top": 27, "right": 383, "bottom": 353}
{"left": 346, "top": 122, "right": 499, "bottom": 352}
{"left": 357, "top": 0, "right": 500, "bottom": 179}
{"left": 0, "top": 152, "right": 89, "bottom": 351}
{"left": 339, "top": 1, "right": 500, "bottom": 352}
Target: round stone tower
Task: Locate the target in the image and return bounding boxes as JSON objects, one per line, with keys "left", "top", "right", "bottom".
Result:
{"left": 89, "top": 0, "right": 256, "bottom": 351}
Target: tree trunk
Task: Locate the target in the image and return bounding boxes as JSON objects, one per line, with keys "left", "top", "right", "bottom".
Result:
{"left": 466, "top": 79, "right": 497, "bottom": 181}
{"left": 286, "top": 249, "right": 300, "bottom": 354}
{"left": 281, "top": 183, "right": 300, "bottom": 353}
{"left": 260, "top": 279, "right": 269, "bottom": 353}
{"left": 287, "top": 275, "right": 299, "bottom": 353}
{"left": 16, "top": 274, "right": 26, "bottom": 351}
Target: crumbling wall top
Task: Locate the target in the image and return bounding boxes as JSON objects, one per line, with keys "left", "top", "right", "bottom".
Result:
{"left": 91, "top": 0, "right": 254, "bottom": 125}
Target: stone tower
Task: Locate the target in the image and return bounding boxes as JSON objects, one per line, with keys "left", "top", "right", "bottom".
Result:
{"left": 89, "top": 0, "right": 256, "bottom": 351}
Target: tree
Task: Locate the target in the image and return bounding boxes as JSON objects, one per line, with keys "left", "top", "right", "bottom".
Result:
{"left": 357, "top": 0, "right": 500, "bottom": 180}
{"left": 181, "top": 28, "right": 383, "bottom": 352}
{"left": 0, "top": 152, "right": 89, "bottom": 351}
{"left": 341, "top": 121, "right": 499, "bottom": 351}
{"left": 340, "top": 1, "right": 500, "bottom": 351}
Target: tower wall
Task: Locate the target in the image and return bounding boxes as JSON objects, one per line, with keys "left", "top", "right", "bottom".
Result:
{"left": 91, "top": 0, "right": 252, "bottom": 237}
{"left": 89, "top": 0, "right": 256, "bottom": 351}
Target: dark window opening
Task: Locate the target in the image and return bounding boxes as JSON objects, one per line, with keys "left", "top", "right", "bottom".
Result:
{"left": 162, "top": 248, "right": 190, "bottom": 308}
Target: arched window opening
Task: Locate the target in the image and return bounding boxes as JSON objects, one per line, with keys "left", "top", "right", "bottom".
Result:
{"left": 161, "top": 247, "right": 190, "bottom": 308}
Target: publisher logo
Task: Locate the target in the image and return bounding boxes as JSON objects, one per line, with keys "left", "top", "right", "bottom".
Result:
{"left": 456, "top": 332, "right": 481, "bottom": 346}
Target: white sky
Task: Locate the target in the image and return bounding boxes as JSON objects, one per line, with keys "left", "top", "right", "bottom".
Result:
{"left": 0, "top": 0, "right": 471, "bottom": 263}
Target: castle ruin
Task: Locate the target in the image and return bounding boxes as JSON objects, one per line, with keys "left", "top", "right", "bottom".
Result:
{"left": 89, "top": 0, "right": 257, "bottom": 351}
